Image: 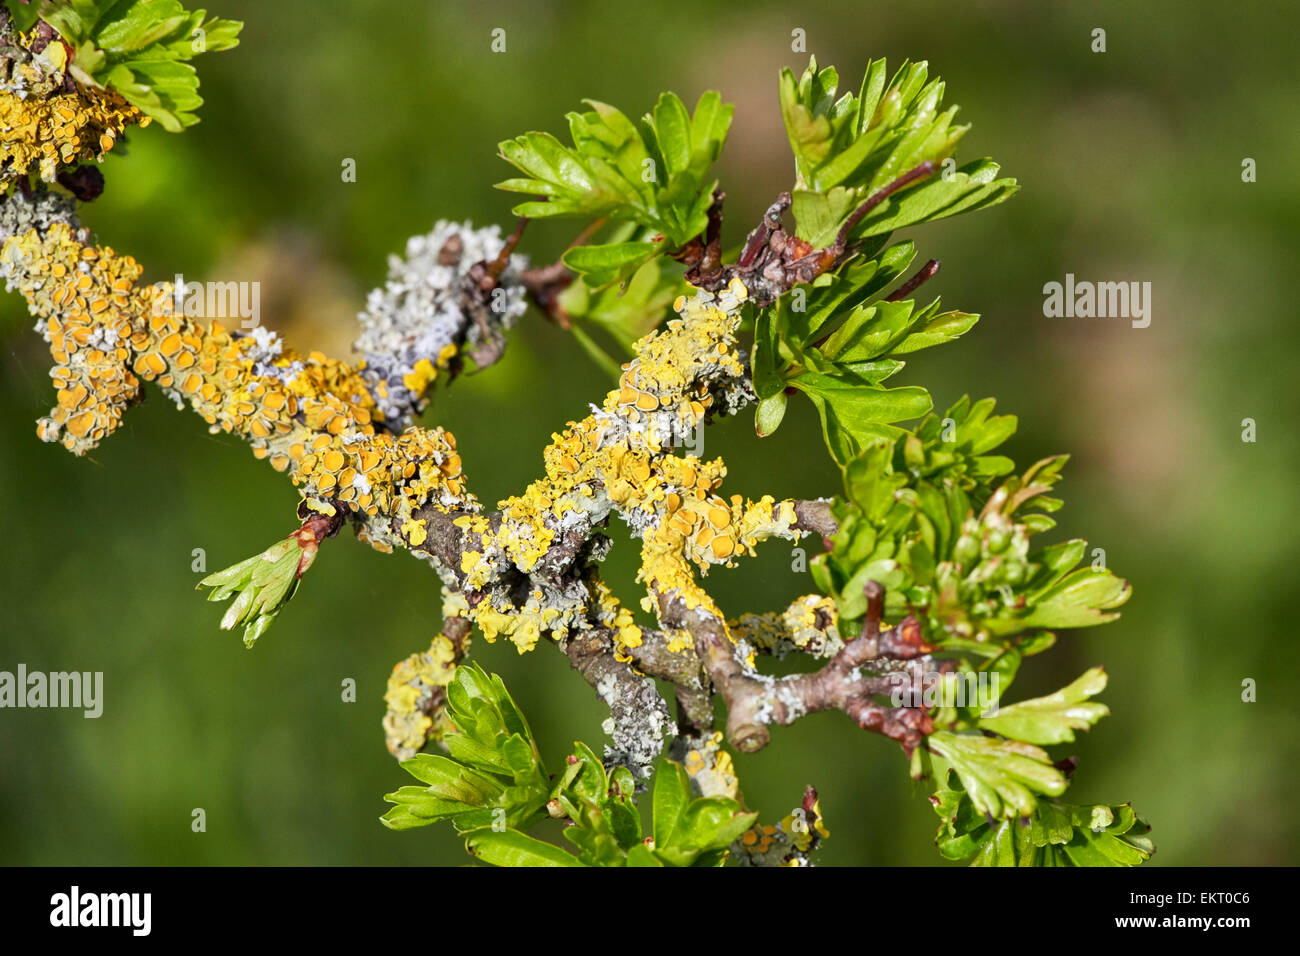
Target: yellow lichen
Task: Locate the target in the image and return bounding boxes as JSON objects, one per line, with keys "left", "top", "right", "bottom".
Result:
{"left": 8, "top": 218, "right": 811, "bottom": 722}
{"left": 383, "top": 625, "right": 466, "bottom": 759}
{"left": 401, "top": 517, "right": 428, "bottom": 546}
{"left": 731, "top": 594, "right": 841, "bottom": 659}
{"left": 0, "top": 83, "right": 146, "bottom": 182}
{"left": 681, "top": 731, "right": 738, "bottom": 800}
{"left": 4, "top": 222, "right": 477, "bottom": 558}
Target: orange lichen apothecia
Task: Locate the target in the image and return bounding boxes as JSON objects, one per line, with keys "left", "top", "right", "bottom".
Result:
{"left": 2, "top": 217, "right": 477, "bottom": 557}
{"left": 1, "top": 13, "right": 148, "bottom": 184}
{"left": 733, "top": 790, "right": 831, "bottom": 867}
{"left": 0, "top": 85, "right": 145, "bottom": 182}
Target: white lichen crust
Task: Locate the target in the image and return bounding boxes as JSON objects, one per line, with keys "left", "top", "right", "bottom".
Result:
{"left": 354, "top": 220, "right": 528, "bottom": 430}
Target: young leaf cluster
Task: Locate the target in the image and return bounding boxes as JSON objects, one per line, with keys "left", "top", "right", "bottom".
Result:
{"left": 380, "top": 665, "right": 552, "bottom": 834}
{"left": 749, "top": 58, "right": 1020, "bottom": 450}
{"left": 916, "top": 654, "right": 1147, "bottom": 860}
{"left": 810, "top": 397, "right": 1130, "bottom": 655}
{"left": 497, "top": 91, "right": 732, "bottom": 287}
{"left": 918, "top": 665, "right": 1109, "bottom": 822}
{"left": 780, "top": 57, "right": 1016, "bottom": 247}
{"left": 475, "top": 750, "right": 756, "bottom": 868}
{"left": 196, "top": 535, "right": 304, "bottom": 648}
{"left": 932, "top": 771, "right": 1154, "bottom": 866}
{"left": 383, "top": 666, "right": 757, "bottom": 867}
{"left": 752, "top": 238, "right": 978, "bottom": 457}
{"left": 13, "top": 0, "right": 242, "bottom": 131}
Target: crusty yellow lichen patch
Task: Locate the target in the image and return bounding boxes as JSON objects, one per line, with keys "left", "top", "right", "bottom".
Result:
{"left": 735, "top": 790, "right": 831, "bottom": 867}
{"left": 9, "top": 216, "right": 806, "bottom": 677}
{"left": 473, "top": 594, "right": 561, "bottom": 655}
{"left": 682, "top": 731, "right": 739, "bottom": 800}
{"left": 3, "top": 222, "right": 476, "bottom": 552}
{"left": 383, "top": 622, "right": 466, "bottom": 759}
{"left": 461, "top": 278, "right": 805, "bottom": 651}
{"left": 3, "top": 223, "right": 151, "bottom": 450}
{"left": 0, "top": 84, "right": 145, "bottom": 182}
{"left": 591, "top": 579, "right": 643, "bottom": 661}
{"left": 731, "top": 594, "right": 842, "bottom": 659}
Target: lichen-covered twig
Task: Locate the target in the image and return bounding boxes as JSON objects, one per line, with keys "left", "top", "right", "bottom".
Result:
{"left": 1, "top": 17, "right": 947, "bottom": 788}
{"left": 2, "top": 179, "right": 941, "bottom": 772}
{"left": 660, "top": 581, "right": 936, "bottom": 755}
{"left": 562, "top": 626, "right": 673, "bottom": 780}
{"left": 3, "top": 17, "right": 1152, "bottom": 867}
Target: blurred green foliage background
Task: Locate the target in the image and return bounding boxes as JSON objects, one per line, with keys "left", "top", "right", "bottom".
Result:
{"left": 3, "top": 0, "right": 1297, "bottom": 866}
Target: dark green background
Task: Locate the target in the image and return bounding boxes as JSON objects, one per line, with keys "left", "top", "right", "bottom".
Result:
{"left": 2, "top": 0, "right": 1296, "bottom": 865}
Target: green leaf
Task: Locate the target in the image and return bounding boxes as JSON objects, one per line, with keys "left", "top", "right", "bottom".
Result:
{"left": 3, "top": 0, "right": 42, "bottom": 32}
{"left": 842, "top": 438, "right": 905, "bottom": 517}
{"left": 1028, "top": 539, "right": 1088, "bottom": 591}
{"left": 854, "top": 161, "right": 1018, "bottom": 238}
{"left": 778, "top": 60, "right": 836, "bottom": 185}
{"left": 498, "top": 90, "right": 731, "bottom": 250}
{"left": 790, "top": 187, "right": 857, "bottom": 247}
{"left": 650, "top": 92, "right": 692, "bottom": 175}
{"left": 688, "top": 90, "right": 732, "bottom": 163}
{"left": 978, "top": 667, "right": 1110, "bottom": 744}
{"left": 1019, "top": 568, "right": 1132, "bottom": 628}
{"left": 818, "top": 299, "right": 917, "bottom": 362}
{"left": 791, "top": 371, "right": 931, "bottom": 465}
{"left": 558, "top": 257, "right": 683, "bottom": 352}
{"left": 464, "top": 828, "right": 587, "bottom": 867}
{"left": 892, "top": 310, "right": 979, "bottom": 354}
{"left": 927, "top": 731, "right": 1067, "bottom": 820}
{"left": 754, "top": 391, "right": 789, "bottom": 437}
{"left": 562, "top": 240, "right": 660, "bottom": 290}
{"left": 750, "top": 310, "right": 786, "bottom": 401}
{"left": 651, "top": 757, "right": 691, "bottom": 849}
{"left": 563, "top": 741, "right": 609, "bottom": 804}
{"left": 678, "top": 799, "right": 758, "bottom": 853}
{"left": 34, "top": 0, "right": 242, "bottom": 131}
{"left": 379, "top": 785, "right": 477, "bottom": 830}
{"left": 625, "top": 843, "right": 664, "bottom": 867}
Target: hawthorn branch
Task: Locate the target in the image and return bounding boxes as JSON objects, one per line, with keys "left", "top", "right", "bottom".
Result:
{"left": 792, "top": 499, "right": 837, "bottom": 539}
{"left": 561, "top": 624, "right": 673, "bottom": 780}
{"left": 4, "top": 56, "right": 869, "bottom": 773}
{"left": 519, "top": 260, "right": 573, "bottom": 328}
{"left": 659, "top": 581, "right": 936, "bottom": 755}
{"left": 678, "top": 161, "right": 938, "bottom": 306}
{"left": 886, "top": 257, "right": 941, "bottom": 301}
